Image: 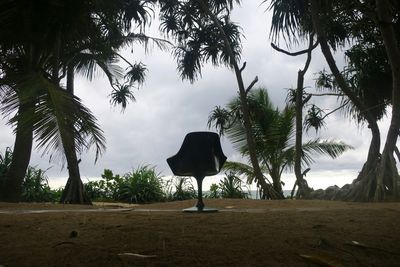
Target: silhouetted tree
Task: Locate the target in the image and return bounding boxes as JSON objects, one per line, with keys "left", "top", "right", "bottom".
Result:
{"left": 266, "top": 0, "right": 399, "bottom": 201}
{"left": 158, "top": 0, "right": 272, "bottom": 198}
{"left": 209, "top": 88, "right": 352, "bottom": 198}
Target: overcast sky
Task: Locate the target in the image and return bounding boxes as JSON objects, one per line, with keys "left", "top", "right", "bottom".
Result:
{"left": 0, "top": 2, "right": 395, "bottom": 190}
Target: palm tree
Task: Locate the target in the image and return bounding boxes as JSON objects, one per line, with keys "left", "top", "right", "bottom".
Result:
{"left": 56, "top": 1, "right": 166, "bottom": 203}
{"left": 209, "top": 88, "right": 352, "bottom": 198}
{"left": 0, "top": 0, "right": 165, "bottom": 202}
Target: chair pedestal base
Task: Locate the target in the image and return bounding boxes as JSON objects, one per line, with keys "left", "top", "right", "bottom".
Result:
{"left": 182, "top": 175, "right": 218, "bottom": 213}
{"left": 183, "top": 206, "right": 218, "bottom": 213}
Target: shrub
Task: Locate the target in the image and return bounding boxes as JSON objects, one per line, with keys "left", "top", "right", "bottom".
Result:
{"left": 0, "top": 147, "right": 12, "bottom": 183}
{"left": 22, "top": 166, "right": 59, "bottom": 202}
{"left": 206, "top": 183, "right": 221, "bottom": 199}
{"left": 118, "top": 166, "right": 165, "bottom": 203}
{"left": 84, "top": 169, "right": 122, "bottom": 201}
{"left": 219, "top": 172, "right": 249, "bottom": 199}
{"left": 171, "top": 177, "right": 196, "bottom": 201}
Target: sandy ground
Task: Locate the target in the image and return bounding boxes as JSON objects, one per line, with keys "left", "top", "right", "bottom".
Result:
{"left": 0, "top": 199, "right": 399, "bottom": 267}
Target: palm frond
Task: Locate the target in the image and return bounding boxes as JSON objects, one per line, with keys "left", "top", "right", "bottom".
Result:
{"left": 301, "top": 139, "right": 353, "bottom": 166}
{"left": 175, "top": 45, "right": 202, "bottom": 82}
{"left": 207, "top": 105, "right": 232, "bottom": 136}
{"left": 18, "top": 73, "right": 107, "bottom": 163}
{"left": 124, "top": 33, "right": 172, "bottom": 52}
{"left": 304, "top": 104, "right": 326, "bottom": 133}
{"left": 222, "top": 160, "right": 273, "bottom": 185}
{"left": 109, "top": 83, "right": 136, "bottom": 112}
{"left": 265, "top": 0, "right": 311, "bottom": 45}
{"left": 159, "top": 0, "right": 242, "bottom": 82}
{"left": 222, "top": 161, "right": 257, "bottom": 184}
{"left": 125, "top": 62, "right": 147, "bottom": 86}
{"left": 73, "top": 52, "right": 123, "bottom": 86}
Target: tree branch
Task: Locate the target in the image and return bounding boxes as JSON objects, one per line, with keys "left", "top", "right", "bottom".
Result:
{"left": 300, "top": 33, "right": 315, "bottom": 75}
{"left": 302, "top": 168, "right": 311, "bottom": 177}
{"left": 245, "top": 76, "right": 258, "bottom": 95}
{"left": 306, "top": 93, "right": 344, "bottom": 97}
{"left": 271, "top": 40, "right": 319, "bottom": 57}
{"left": 302, "top": 94, "right": 312, "bottom": 105}
{"left": 395, "top": 146, "right": 400, "bottom": 163}
{"left": 239, "top": 62, "right": 246, "bottom": 73}
{"left": 321, "top": 99, "right": 350, "bottom": 120}
{"left": 115, "top": 52, "right": 135, "bottom": 68}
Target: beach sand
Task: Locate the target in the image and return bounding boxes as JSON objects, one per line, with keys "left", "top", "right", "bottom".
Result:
{"left": 0, "top": 199, "right": 399, "bottom": 266}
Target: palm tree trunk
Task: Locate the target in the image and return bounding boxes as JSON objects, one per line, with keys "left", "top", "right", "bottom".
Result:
{"left": 60, "top": 65, "right": 91, "bottom": 204}
{"left": 59, "top": 142, "right": 91, "bottom": 204}
{"left": 270, "top": 171, "right": 284, "bottom": 197}
{"left": 50, "top": 29, "right": 91, "bottom": 204}
{"left": 197, "top": 0, "right": 274, "bottom": 199}
{"left": 0, "top": 101, "right": 34, "bottom": 202}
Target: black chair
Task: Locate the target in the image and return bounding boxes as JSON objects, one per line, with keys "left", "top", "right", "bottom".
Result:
{"left": 167, "top": 131, "right": 227, "bottom": 212}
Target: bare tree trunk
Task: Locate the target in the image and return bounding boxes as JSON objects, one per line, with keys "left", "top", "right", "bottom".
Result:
{"left": 60, "top": 65, "right": 91, "bottom": 204}
{"left": 310, "top": 0, "right": 389, "bottom": 201}
{"left": 375, "top": 0, "right": 400, "bottom": 201}
{"left": 294, "top": 70, "right": 304, "bottom": 193}
{"left": 343, "top": 126, "right": 381, "bottom": 201}
{"left": 271, "top": 36, "right": 315, "bottom": 198}
{"left": 293, "top": 73, "right": 312, "bottom": 199}
{"left": 197, "top": 0, "right": 280, "bottom": 199}
{"left": 294, "top": 37, "right": 314, "bottom": 199}
{"left": 0, "top": 101, "right": 34, "bottom": 202}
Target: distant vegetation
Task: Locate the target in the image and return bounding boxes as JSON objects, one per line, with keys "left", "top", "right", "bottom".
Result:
{"left": 1, "top": 148, "right": 249, "bottom": 203}
{"left": 84, "top": 167, "right": 249, "bottom": 203}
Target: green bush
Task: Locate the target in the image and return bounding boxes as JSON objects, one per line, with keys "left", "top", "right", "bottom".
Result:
{"left": 219, "top": 172, "right": 249, "bottom": 199}
{"left": 84, "top": 169, "right": 122, "bottom": 201}
{"left": 206, "top": 183, "right": 221, "bottom": 199}
{"left": 171, "top": 177, "right": 196, "bottom": 201}
{"left": 118, "top": 166, "right": 165, "bottom": 204}
{"left": 1, "top": 148, "right": 60, "bottom": 202}
{"left": 0, "top": 147, "right": 12, "bottom": 183}
{"left": 22, "top": 166, "right": 59, "bottom": 202}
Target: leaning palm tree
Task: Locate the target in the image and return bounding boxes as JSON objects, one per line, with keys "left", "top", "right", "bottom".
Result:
{"left": 0, "top": 0, "right": 166, "bottom": 202}
{"left": 0, "top": 58, "right": 106, "bottom": 202}
{"left": 209, "top": 88, "right": 352, "bottom": 198}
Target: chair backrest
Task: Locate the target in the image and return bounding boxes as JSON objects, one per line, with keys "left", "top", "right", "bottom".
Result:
{"left": 167, "top": 131, "right": 227, "bottom": 177}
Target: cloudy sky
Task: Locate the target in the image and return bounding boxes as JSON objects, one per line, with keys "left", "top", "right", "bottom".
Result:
{"left": 0, "top": 2, "right": 394, "bottom": 191}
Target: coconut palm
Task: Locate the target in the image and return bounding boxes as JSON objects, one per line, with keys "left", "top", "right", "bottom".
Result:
{"left": 209, "top": 88, "right": 352, "bottom": 197}
{"left": 0, "top": 0, "right": 165, "bottom": 202}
